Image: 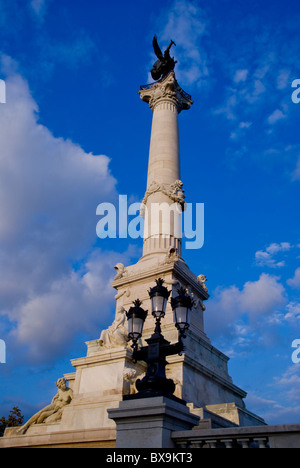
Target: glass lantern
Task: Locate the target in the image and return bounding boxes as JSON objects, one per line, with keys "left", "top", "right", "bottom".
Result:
{"left": 171, "top": 287, "right": 193, "bottom": 335}
{"left": 126, "top": 299, "right": 148, "bottom": 345}
{"left": 148, "top": 278, "right": 171, "bottom": 319}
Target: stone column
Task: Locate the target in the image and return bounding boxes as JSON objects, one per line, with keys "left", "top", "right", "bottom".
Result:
{"left": 139, "top": 72, "right": 193, "bottom": 260}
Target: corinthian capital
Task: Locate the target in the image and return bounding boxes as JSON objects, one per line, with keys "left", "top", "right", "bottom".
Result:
{"left": 139, "top": 72, "right": 193, "bottom": 113}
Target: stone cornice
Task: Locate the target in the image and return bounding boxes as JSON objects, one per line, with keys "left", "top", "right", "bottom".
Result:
{"left": 111, "top": 259, "right": 209, "bottom": 301}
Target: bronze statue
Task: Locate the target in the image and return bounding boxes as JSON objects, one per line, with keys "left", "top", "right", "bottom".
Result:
{"left": 151, "top": 35, "right": 177, "bottom": 81}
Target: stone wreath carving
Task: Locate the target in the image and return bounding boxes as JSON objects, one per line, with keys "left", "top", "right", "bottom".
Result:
{"left": 140, "top": 179, "right": 185, "bottom": 218}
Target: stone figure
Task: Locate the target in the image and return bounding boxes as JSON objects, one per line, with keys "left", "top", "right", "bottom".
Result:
{"left": 151, "top": 35, "right": 177, "bottom": 81}
{"left": 123, "top": 368, "right": 137, "bottom": 395}
{"left": 161, "top": 247, "right": 179, "bottom": 265}
{"left": 197, "top": 274, "right": 208, "bottom": 292}
{"left": 18, "top": 378, "right": 73, "bottom": 434}
{"left": 114, "top": 263, "right": 127, "bottom": 280}
{"left": 99, "top": 306, "right": 129, "bottom": 349}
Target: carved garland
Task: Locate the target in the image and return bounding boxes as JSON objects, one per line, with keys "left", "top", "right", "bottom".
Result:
{"left": 140, "top": 179, "right": 186, "bottom": 218}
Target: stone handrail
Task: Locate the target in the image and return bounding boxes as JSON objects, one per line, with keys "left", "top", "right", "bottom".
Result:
{"left": 172, "top": 424, "right": 300, "bottom": 449}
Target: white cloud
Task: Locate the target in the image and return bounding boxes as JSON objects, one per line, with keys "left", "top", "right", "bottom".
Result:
{"left": 283, "top": 302, "right": 300, "bottom": 322}
{"left": 276, "top": 69, "right": 291, "bottom": 90}
{"left": 230, "top": 121, "right": 252, "bottom": 140}
{"left": 276, "top": 366, "right": 300, "bottom": 390}
{"left": 30, "top": 0, "right": 49, "bottom": 20}
{"left": 10, "top": 249, "right": 132, "bottom": 363}
{"left": 239, "top": 121, "right": 252, "bottom": 129}
{"left": 156, "top": 0, "right": 209, "bottom": 86}
{"left": 267, "top": 108, "right": 287, "bottom": 125}
{"left": 233, "top": 69, "right": 248, "bottom": 83}
{"left": 213, "top": 92, "right": 238, "bottom": 121}
{"left": 287, "top": 268, "right": 300, "bottom": 289}
{"left": 255, "top": 242, "right": 292, "bottom": 268}
{"left": 247, "top": 389, "right": 300, "bottom": 425}
{"left": 239, "top": 274, "right": 286, "bottom": 317}
{"left": 0, "top": 57, "right": 122, "bottom": 362}
{"left": 266, "top": 242, "right": 291, "bottom": 254}
{"left": 206, "top": 273, "right": 287, "bottom": 339}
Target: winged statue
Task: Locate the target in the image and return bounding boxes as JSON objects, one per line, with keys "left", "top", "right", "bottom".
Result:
{"left": 151, "top": 35, "right": 177, "bottom": 81}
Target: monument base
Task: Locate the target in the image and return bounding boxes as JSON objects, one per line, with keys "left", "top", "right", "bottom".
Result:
{"left": 1, "top": 426, "right": 116, "bottom": 448}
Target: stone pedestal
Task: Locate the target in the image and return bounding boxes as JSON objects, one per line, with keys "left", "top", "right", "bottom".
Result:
{"left": 111, "top": 257, "right": 251, "bottom": 414}
{"left": 60, "top": 346, "right": 146, "bottom": 432}
{"left": 108, "top": 396, "right": 199, "bottom": 449}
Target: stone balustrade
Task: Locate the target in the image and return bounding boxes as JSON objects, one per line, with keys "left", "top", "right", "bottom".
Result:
{"left": 172, "top": 424, "right": 300, "bottom": 449}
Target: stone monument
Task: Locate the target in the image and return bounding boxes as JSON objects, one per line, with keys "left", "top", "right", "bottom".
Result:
{"left": 0, "top": 38, "right": 265, "bottom": 448}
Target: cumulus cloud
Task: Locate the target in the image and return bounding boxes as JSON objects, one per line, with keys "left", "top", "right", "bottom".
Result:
{"left": 10, "top": 249, "right": 134, "bottom": 363}
{"left": 289, "top": 270, "right": 300, "bottom": 291}
{"left": 283, "top": 302, "right": 300, "bottom": 322}
{"left": 267, "top": 108, "right": 287, "bottom": 125}
{"left": 287, "top": 268, "right": 300, "bottom": 289}
{"left": 233, "top": 69, "right": 249, "bottom": 84}
{"left": 0, "top": 56, "right": 122, "bottom": 363}
{"left": 255, "top": 242, "right": 292, "bottom": 268}
{"left": 206, "top": 273, "right": 287, "bottom": 340}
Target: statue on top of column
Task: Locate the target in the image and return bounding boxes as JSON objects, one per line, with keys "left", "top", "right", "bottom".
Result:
{"left": 151, "top": 35, "right": 177, "bottom": 81}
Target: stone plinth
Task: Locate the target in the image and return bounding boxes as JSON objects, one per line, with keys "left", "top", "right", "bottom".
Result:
{"left": 0, "top": 346, "right": 146, "bottom": 448}
{"left": 110, "top": 257, "right": 253, "bottom": 414}
{"left": 108, "top": 396, "right": 200, "bottom": 449}
{"left": 0, "top": 427, "right": 116, "bottom": 448}
{"left": 60, "top": 346, "right": 146, "bottom": 432}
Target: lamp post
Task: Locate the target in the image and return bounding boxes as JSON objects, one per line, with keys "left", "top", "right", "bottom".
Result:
{"left": 125, "top": 279, "right": 193, "bottom": 402}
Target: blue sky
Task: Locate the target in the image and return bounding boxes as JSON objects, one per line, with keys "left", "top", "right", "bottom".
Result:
{"left": 0, "top": 0, "right": 299, "bottom": 425}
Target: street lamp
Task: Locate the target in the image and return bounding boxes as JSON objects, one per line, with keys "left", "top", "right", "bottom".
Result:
{"left": 148, "top": 278, "right": 170, "bottom": 320}
{"left": 125, "top": 279, "right": 193, "bottom": 402}
{"left": 171, "top": 287, "right": 193, "bottom": 338}
{"left": 126, "top": 299, "right": 148, "bottom": 351}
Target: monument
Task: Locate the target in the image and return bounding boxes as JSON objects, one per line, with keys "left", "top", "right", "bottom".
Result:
{"left": 0, "top": 38, "right": 265, "bottom": 448}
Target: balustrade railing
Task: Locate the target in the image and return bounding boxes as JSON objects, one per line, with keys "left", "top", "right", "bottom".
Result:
{"left": 172, "top": 424, "right": 300, "bottom": 449}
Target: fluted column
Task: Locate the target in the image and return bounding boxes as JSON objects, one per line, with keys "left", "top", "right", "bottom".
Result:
{"left": 139, "top": 72, "right": 193, "bottom": 259}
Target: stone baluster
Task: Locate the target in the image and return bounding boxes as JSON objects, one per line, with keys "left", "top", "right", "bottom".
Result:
{"left": 237, "top": 438, "right": 250, "bottom": 448}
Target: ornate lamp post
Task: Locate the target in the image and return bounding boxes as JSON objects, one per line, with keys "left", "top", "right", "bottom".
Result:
{"left": 125, "top": 279, "right": 193, "bottom": 402}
